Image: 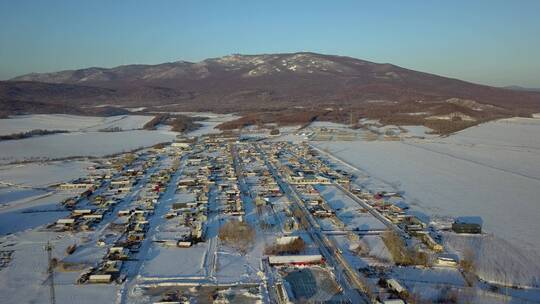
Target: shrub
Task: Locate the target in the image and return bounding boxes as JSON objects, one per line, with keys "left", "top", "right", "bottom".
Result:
{"left": 0, "top": 129, "right": 69, "bottom": 141}
{"left": 460, "top": 247, "right": 476, "bottom": 274}
{"left": 265, "top": 237, "right": 305, "bottom": 255}
{"left": 382, "top": 231, "right": 429, "bottom": 266}
{"left": 218, "top": 220, "right": 255, "bottom": 254}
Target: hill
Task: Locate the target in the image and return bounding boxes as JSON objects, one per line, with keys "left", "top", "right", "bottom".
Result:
{"left": 3, "top": 52, "right": 540, "bottom": 133}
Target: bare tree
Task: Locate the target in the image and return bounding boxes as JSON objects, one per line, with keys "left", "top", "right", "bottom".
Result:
{"left": 460, "top": 247, "right": 476, "bottom": 274}
{"left": 218, "top": 220, "right": 255, "bottom": 255}
{"left": 265, "top": 238, "right": 305, "bottom": 255}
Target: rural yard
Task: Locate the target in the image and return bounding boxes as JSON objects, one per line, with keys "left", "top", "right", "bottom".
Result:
{"left": 0, "top": 113, "right": 539, "bottom": 304}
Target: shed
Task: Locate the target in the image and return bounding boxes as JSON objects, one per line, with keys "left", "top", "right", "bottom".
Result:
{"left": 386, "top": 278, "right": 406, "bottom": 294}
{"left": 435, "top": 254, "right": 459, "bottom": 267}
{"left": 72, "top": 209, "right": 93, "bottom": 216}
{"left": 56, "top": 218, "right": 76, "bottom": 227}
{"left": 268, "top": 255, "right": 323, "bottom": 265}
{"left": 88, "top": 274, "right": 112, "bottom": 284}
{"left": 275, "top": 236, "right": 301, "bottom": 246}
{"left": 452, "top": 216, "right": 482, "bottom": 234}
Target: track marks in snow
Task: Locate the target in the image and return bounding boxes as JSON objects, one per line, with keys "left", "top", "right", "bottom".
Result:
{"left": 402, "top": 142, "right": 540, "bottom": 183}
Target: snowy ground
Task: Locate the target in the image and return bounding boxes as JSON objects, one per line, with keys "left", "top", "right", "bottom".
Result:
{"left": 0, "top": 113, "right": 178, "bottom": 164}
{"left": 139, "top": 190, "right": 208, "bottom": 279}
{"left": 316, "top": 185, "right": 388, "bottom": 232}
{"left": 313, "top": 117, "right": 540, "bottom": 286}
{"left": 0, "top": 230, "right": 120, "bottom": 304}
{"left": 0, "top": 161, "right": 97, "bottom": 234}
{"left": 141, "top": 242, "right": 208, "bottom": 278}
{"left": 0, "top": 129, "right": 177, "bottom": 164}
{"left": 444, "top": 233, "right": 540, "bottom": 287}
{"left": 0, "top": 161, "right": 93, "bottom": 188}
{"left": 1, "top": 114, "right": 539, "bottom": 302}
{"left": 0, "top": 114, "right": 154, "bottom": 135}
{"left": 0, "top": 191, "right": 72, "bottom": 234}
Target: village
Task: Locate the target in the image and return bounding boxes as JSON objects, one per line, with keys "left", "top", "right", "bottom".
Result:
{"left": 0, "top": 126, "right": 506, "bottom": 304}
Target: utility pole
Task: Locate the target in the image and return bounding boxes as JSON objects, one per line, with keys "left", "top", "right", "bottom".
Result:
{"left": 45, "top": 241, "right": 56, "bottom": 304}
{"left": 505, "top": 269, "right": 509, "bottom": 303}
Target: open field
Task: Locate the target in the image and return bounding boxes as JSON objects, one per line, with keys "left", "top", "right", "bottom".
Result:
{"left": 0, "top": 114, "right": 154, "bottom": 135}
{"left": 0, "top": 161, "right": 93, "bottom": 187}
{"left": 0, "top": 129, "right": 177, "bottom": 164}
{"left": 314, "top": 118, "right": 540, "bottom": 256}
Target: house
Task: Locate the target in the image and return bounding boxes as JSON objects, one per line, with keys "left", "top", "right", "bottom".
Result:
{"left": 88, "top": 274, "right": 112, "bottom": 284}
{"left": 72, "top": 209, "right": 93, "bottom": 216}
{"left": 435, "top": 254, "right": 459, "bottom": 267}
{"left": 58, "top": 183, "right": 94, "bottom": 191}
{"left": 452, "top": 216, "right": 482, "bottom": 234}
{"left": 275, "top": 236, "right": 301, "bottom": 245}
{"left": 128, "top": 232, "right": 145, "bottom": 242}
{"left": 380, "top": 300, "right": 406, "bottom": 304}
{"left": 177, "top": 179, "right": 197, "bottom": 187}
{"left": 172, "top": 202, "right": 188, "bottom": 210}
{"left": 177, "top": 241, "right": 192, "bottom": 248}
{"left": 82, "top": 214, "right": 103, "bottom": 221}
{"left": 386, "top": 278, "right": 406, "bottom": 294}
{"left": 116, "top": 186, "right": 132, "bottom": 193}
{"left": 107, "top": 247, "right": 129, "bottom": 260}
{"left": 268, "top": 255, "right": 323, "bottom": 265}
{"left": 56, "top": 218, "right": 76, "bottom": 229}
{"left": 288, "top": 174, "right": 331, "bottom": 185}
{"left": 171, "top": 142, "right": 190, "bottom": 148}
{"left": 102, "top": 260, "right": 123, "bottom": 274}
{"left": 110, "top": 179, "right": 132, "bottom": 188}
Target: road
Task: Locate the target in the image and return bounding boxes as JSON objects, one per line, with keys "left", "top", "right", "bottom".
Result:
{"left": 203, "top": 184, "right": 219, "bottom": 279}
{"left": 255, "top": 143, "right": 371, "bottom": 303}
{"left": 118, "top": 153, "right": 189, "bottom": 304}
{"left": 333, "top": 183, "right": 407, "bottom": 239}
{"left": 303, "top": 144, "right": 407, "bottom": 238}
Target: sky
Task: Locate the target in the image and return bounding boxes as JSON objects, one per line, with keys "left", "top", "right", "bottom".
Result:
{"left": 1, "top": 0, "right": 539, "bottom": 87}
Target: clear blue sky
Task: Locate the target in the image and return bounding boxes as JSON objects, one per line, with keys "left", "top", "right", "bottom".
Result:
{"left": 1, "top": 0, "right": 539, "bottom": 87}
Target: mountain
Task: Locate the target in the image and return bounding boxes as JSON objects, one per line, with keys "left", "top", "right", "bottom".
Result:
{"left": 3, "top": 52, "right": 540, "bottom": 132}
{"left": 503, "top": 85, "right": 540, "bottom": 92}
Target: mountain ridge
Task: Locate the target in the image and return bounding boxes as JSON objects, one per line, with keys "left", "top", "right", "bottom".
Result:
{"left": 3, "top": 52, "right": 540, "bottom": 133}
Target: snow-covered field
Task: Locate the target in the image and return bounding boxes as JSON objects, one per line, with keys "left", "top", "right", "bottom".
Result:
{"left": 0, "top": 129, "right": 177, "bottom": 164}
{"left": 0, "top": 114, "right": 180, "bottom": 164}
{"left": 0, "top": 114, "right": 154, "bottom": 135}
{"left": 0, "top": 161, "right": 98, "bottom": 234}
{"left": 1, "top": 112, "right": 539, "bottom": 301}
{"left": 0, "top": 161, "right": 92, "bottom": 187}
{"left": 314, "top": 117, "right": 540, "bottom": 285}
{"left": 0, "top": 191, "right": 71, "bottom": 234}
{"left": 444, "top": 233, "right": 540, "bottom": 287}
{"left": 140, "top": 243, "right": 208, "bottom": 278}
{"left": 0, "top": 230, "right": 120, "bottom": 304}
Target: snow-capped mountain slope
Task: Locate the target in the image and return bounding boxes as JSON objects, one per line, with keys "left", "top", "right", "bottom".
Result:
{"left": 3, "top": 52, "right": 540, "bottom": 120}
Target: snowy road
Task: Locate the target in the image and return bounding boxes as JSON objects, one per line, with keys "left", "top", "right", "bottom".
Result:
{"left": 118, "top": 154, "right": 188, "bottom": 304}
{"left": 255, "top": 143, "right": 370, "bottom": 303}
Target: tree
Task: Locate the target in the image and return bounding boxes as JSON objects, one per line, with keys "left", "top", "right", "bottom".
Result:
{"left": 460, "top": 247, "right": 476, "bottom": 274}
{"left": 218, "top": 220, "right": 255, "bottom": 255}
{"left": 381, "top": 231, "right": 429, "bottom": 266}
